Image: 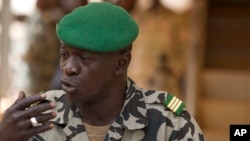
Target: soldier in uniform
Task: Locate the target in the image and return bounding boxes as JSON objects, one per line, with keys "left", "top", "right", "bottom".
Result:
{"left": 0, "top": 2, "right": 205, "bottom": 141}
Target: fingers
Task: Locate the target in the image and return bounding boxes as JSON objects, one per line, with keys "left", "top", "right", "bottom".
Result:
{"left": 35, "top": 112, "right": 57, "bottom": 124}
{"left": 17, "top": 122, "right": 54, "bottom": 140}
{"left": 19, "top": 112, "right": 56, "bottom": 129}
{"left": 23, "top": 101, "right": 56, "bottom": 118}
{"left": 3, "top": 93, "right": 49, "bottom": 124}
{"left": 13, "top": 91, "right": 26, "bottom": 104}
{"left": 27, "top": 123, "right": 54, "bottom": 137}
{"left": 4, "top": 100, "right": 56, "bottom": 126}
{"left": 0, "top": 92, "right": 57, "bottom": 140}
{"left": 16, "top": 101, "right": 56, "bottom": 129}
{"left": 10, "top": 93, "right": 47, "bottom": 111}
{"left": 5, "top": 92, "right": 57, "bottom": 124}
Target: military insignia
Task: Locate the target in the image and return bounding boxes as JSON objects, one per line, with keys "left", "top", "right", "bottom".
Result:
{"left": 164, "top": 94, "right": 185, "bottom": 115}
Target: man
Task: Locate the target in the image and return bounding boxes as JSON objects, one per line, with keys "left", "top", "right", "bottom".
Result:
{"left": 50, "top": 0, "right": 137, "bottom": 90}
{"left": 0, "top": 2, "right": 205, "bottom": 141}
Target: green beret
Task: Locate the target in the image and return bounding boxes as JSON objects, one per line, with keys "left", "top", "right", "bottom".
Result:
{"left": 56, "top": 2, "right": 139, "bottom": 52}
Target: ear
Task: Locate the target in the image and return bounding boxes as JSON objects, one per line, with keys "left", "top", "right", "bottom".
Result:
{"left": 114, "top": 47, "right": 132, "bottom": 75}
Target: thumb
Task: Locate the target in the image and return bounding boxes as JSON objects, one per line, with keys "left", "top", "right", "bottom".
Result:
{"left": 14, "top": 91, "right": 26, "bottom": 104}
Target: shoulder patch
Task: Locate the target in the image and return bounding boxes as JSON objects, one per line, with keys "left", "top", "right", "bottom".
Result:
{"left": 164, "top": 93, "right": 185, "bottom": 115}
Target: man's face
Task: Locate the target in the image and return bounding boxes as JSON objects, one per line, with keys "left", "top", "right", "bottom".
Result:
{"left": 59, "top": 43, "right": 118, "bottom": 102}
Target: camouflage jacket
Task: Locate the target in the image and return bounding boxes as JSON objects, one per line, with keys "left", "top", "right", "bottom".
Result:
{"left": 30, "top": 78, "right": 205, "bottom": 141}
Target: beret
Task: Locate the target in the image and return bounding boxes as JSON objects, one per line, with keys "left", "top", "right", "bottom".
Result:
{"left": 56, "top": 2, "right": 139, "bottom": 52}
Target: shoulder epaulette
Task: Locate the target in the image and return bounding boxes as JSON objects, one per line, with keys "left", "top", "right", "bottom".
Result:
{"left": 164, "top": 93, "right": 185, "bottom": 115}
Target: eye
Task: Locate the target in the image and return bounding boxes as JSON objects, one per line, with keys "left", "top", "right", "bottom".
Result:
{"left": 60, "top": 50, "right": 69, "bottom": 59}
{"left": 80, "top": 54, "right": 91, "bottom": 61}
{"left": 80, "top": 55, "right": 89, "bottom": 61}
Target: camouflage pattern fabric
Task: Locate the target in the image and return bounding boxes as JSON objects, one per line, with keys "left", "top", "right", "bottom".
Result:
{"left": 30, "top": 78, "right": 205, "bottom": 141}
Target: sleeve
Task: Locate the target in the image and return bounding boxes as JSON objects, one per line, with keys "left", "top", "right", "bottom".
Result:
{"left": 167, "top": 109, "right": 206, "bottom": 141}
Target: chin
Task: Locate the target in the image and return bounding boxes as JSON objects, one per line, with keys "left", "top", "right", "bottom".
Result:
{"left": 65, "top": 93, "right": 79, "bottom": 102}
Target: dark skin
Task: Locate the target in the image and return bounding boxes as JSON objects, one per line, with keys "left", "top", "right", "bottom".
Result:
{"left": 0, "top": 92, "right": 56, "bottom": 141}
{"left": 0, "top": 1, "right": 136, "bottom": 139}
{"left": 60, "top": 42, "right": 132, "bottom": 125}
{"left": 0, "top": 42, "right": 132, "bottom": 140}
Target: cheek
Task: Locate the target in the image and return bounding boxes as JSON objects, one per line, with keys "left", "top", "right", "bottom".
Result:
{"left": 75, "top": 75, "right": 102, "bottom": 101}
{"left": 78, "top": 70, "right": 104, "bottom": 91}
{"left": 78, "top": 69, "right": 99, "bottom": 87}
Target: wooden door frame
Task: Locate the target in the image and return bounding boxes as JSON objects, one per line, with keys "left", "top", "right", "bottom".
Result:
{"left": 0, "top": 0, "right": 11, "bottom": 108}
{"left": 185, "top": 0, "right": 207, "bottom": 116}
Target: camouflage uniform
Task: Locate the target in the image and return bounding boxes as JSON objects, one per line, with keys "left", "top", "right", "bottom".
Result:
{"left": 30, "top": 78, "right": 205, "bottom": 141}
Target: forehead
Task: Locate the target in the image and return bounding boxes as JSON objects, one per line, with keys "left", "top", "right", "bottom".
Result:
{"left": 60, "top": 42, "right": 96, "bottom": 53}
{"left": 60, "top": 42, "right": 119, "bottom": 58}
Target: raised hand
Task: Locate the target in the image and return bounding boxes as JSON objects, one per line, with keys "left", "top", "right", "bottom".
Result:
{"left": 0, "top": 91, "right": 56, "bottom": 141}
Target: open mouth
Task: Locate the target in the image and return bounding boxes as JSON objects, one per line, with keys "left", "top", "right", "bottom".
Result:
{"left": 61, "top": 80, "right": 78, "bottom": 94}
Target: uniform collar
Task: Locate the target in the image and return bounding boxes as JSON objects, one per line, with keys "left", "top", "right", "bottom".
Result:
{"left": 115, "top": 78, "right": 148, "bottom": 130}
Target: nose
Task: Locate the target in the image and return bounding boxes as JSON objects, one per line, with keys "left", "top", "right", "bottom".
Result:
{"left": 61, "top": 57, "right": 80, "bottom": 76}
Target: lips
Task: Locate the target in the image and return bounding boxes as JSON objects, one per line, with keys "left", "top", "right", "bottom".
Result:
{"left": 61, "top": 79, "right": 78, "bottom": 94}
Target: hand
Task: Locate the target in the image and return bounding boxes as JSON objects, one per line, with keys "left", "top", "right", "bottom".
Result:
{"left": 0, "top": 91, "right": 56, "bottom": 141}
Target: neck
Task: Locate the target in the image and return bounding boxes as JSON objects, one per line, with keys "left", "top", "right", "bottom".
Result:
{"left": 78, "top": 77, "right": 127, "bottom": 126}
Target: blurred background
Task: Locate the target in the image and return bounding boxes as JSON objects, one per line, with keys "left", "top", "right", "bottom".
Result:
{"left": 0, "top": 0, "right": 250, "bottom": 140}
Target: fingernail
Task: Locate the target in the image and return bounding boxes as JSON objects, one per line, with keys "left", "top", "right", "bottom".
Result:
{"left": 50, "top": 102, "right": 56, "bottom": 108}
{"left": 52, "top": 112, "right": 57, "bottom": 117}
{"left": 40, "top": 93, "right": 46, "bottom": 98}
{"left": 49, "top": 123, "right": 54, "bottom": 128}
